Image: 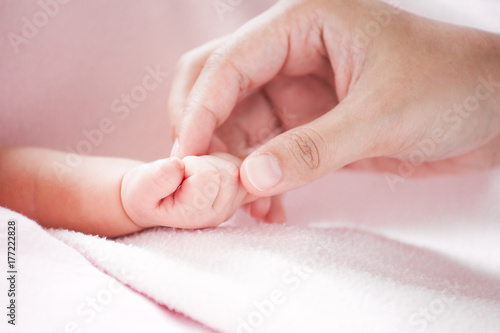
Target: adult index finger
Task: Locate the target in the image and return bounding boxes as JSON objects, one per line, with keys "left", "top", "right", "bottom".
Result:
{"left": 173, "top": 4, "right": 290, "bottom": 157}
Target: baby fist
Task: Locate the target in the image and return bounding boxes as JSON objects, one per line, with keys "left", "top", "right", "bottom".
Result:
{"left": 120, "top": 154, "right": 248, "bottom": 229}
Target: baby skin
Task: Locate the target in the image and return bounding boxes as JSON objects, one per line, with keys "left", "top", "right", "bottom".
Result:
{"left": 122, "top": 154, "right": 250, "bottom": 230}
{"left": 0, "top": 147, "right": 273, "bottom": 237}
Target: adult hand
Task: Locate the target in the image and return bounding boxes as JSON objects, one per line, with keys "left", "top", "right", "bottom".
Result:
{"left": 168, "top": 0, "right": 500, "bottom": 200}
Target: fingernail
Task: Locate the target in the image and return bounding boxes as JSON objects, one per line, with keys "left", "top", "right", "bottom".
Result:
{"left": 245, "top": 154, "right": 282, "bottom": 191}
{"left": 170, "top": 138, "right": 180, "bottom": 157}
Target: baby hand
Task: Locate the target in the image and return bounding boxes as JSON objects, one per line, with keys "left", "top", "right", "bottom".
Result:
{"left": 121, "top": 153, "right": 252, "bottom": 229}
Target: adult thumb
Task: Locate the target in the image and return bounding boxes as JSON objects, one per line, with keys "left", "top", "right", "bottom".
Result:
{"left": 240, "top": 100, "right": 377, "bottom": 196}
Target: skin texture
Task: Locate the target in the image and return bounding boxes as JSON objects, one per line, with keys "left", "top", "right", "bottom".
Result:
{"left": 168, "top": 0, "right": 500, "bottom": 207}
{"left": 121, "top": 153, "right": 252, "bottom": 230}
{"left": 0, "top": 147, "right": 259, "bottom": 237}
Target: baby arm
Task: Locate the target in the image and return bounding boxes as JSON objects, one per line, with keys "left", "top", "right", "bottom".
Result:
{"left": 0, "top": 146, "right": 143, "bottom": 237}
{"left": 0, "top": 147, "right": 257, "bottom": 237}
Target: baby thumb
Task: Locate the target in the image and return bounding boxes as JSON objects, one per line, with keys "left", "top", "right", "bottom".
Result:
{"left": 128, "top": 158, "right": 185, "bottom": 208}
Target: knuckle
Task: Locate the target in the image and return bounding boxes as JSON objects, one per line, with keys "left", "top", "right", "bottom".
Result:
{"left": 201, "top": 168, "right": 221, "bottom": 186}
{"left": 220, "top": 162, "right": 239, "bottom": 185}
{"left": 195, "top": 170, "right": 220, "bottom": 202}
{"left": 204, "top": 48, "right": 226, "bottom": 71}
{"left": 206, "top": 46, "right": 251, "bottom": 94}
{"left": 183, "top": 97, "right": 219, "bottom": 129}
{"left": 286, "top": 128, "right": 325, "bottom": 173}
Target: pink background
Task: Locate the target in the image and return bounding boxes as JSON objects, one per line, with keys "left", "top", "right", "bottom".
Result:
{"left": 0, "top": 0, "right": 275, "bottom": 161}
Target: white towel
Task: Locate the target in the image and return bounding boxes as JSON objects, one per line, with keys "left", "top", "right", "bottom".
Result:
{"left": 49, "top": 167, "right": 500, "bottom": 333}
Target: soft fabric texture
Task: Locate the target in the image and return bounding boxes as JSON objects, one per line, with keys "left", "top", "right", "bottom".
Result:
{"left": 49, "top": 167, "right": 500, "bottom": 333}
{"left": 0, "top": 207, "right": 211, "bottom": 333}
